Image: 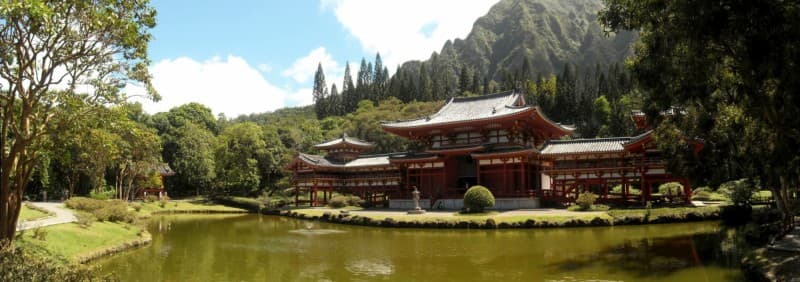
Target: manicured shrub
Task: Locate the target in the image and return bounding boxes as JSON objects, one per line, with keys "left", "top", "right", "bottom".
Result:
{"left": 328, "top": 196, "right": 348, "bottom": 208}
{"left": 575, "top": 192, "right": 598, "bottom": 211}
{"left": 658, "top": 182, "right": 684, "bottom": 196}
{"left": 64, "top": 197, "right": 133, "bottom": 223}
{"left": 75, "top": 212, "right": 95, "bottom": 228}
{"left": 693, "top": 186, "right": 712, "bottom": 194}
{"left": 692, "top": 190, "right": 712, "bottom": 201}
{"left": 346, "top": 196, "right": 363, "bottom": 207}
{"left": 144, "top": 195, "right": 158, "bottom": 203}
{"left": 463, "top": 185, "right": 495, "bottom": 213}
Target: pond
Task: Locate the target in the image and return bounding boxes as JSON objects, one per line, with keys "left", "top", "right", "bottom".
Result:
{"left": 96, "top": 214, "right": 748, "bottom": 281}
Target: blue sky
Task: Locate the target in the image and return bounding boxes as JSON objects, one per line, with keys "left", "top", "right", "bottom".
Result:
{"left": 133, "top": 0, "right": 499, "bottom": 117}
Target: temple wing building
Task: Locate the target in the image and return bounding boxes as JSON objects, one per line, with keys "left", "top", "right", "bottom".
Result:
{"left": 288, "top": 91, "right": 691, "bottom": 209}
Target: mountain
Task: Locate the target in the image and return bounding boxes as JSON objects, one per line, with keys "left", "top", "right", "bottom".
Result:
{"left": 400, "top": 0, "right": 636, "bottom": 81}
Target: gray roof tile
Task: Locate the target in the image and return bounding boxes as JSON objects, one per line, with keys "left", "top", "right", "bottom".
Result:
{"left": 382, "top": 91, "right": 529, "bottom": 128}
{"left": 541, "top": 137, "right": 631, "bottom": 155}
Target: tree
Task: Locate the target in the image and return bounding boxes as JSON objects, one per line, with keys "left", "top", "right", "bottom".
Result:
{"left": 0, "top": 0, "right": 158, "bottom": 244}
{"left": 113, "top": 121, "right": 162, "bottom": 201}
{"left": 215, "top": 122, "right": 265, "bottom": 196}
{"left": 600, "top": 0, "right": 800, "bottom": 225}
{"left": 312, "top": 63, "right": 327, "bottom": 119}
{"left": 173, "top": 123, "right": 216, "bottom": 196}
{"left": 592, "top": 95, "right": 612, "bottom": 137}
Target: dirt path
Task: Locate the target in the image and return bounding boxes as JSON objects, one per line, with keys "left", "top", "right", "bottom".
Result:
{"left": 16, "top": 202, "right": 77, "bottom": 231}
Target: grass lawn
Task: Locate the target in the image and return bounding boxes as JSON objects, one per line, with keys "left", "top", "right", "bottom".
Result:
{"left": 290, "top": 207, "right": 611, "bottom": 225}
{"left": 135, "top": 198, "right": 247, "bottom": 217}
{"left": 17, "top": 221, "right": 147, "bottom": 263}
{"left": 607, "top": 206, "right": 720, "bottom": 221}
{"left": 19, "top": 204, "right": 52, "bottom": 222}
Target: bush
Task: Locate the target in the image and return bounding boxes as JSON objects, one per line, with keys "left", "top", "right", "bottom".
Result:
{"left": 75, "top": 212, "right": 95, "bottom": 228}
{"left": 692, "top": 190, "right": 712, "bottom": 201}
{"left": 693, "top": 186, "right": 712, "bottom": 194}
{"left": 130, "top": 202, "right": 142, "bottom": 212}
{"left": 64, "top": 197, "right": 134, "bottom": 223}
{"left": 0, "top": 243, "right": 103, "bottom": 281}
{"left": 89, "top": 189, "right": 114, "bottom": 200}
{"left": 658, "top": 182, "right": 684, "bottom": 196}
{"left": 144, "top": 195, "right": 158, "bottom": 203}
{"left": 328, "top": 196, "right": 348, "bottom": 208}
{"left": 346, "top": 196, "right": 363, "bottom": 207}
{"left": 463, "top": 186, "right": 495, "bottom": 213}
{"left": 721, "top": 178, "right": 756, "bottom": 206}
{"left": 575, "top": 192, "right": 598, "bottom": 211}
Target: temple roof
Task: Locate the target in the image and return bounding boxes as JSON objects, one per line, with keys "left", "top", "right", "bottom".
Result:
{"left": 382, "top": 91, "right": 529, "bottom": 129}
{"left": 541, "top": 137, "right": 631, "bottom": 155}
{"left": 297, "top": 153, "right": 390, "bottom": 168}
{"left": 313, "top": 133, "right": 374, "bottom": 150}
{"left": 157, "top": 163, "right": 176, "bottom": 176}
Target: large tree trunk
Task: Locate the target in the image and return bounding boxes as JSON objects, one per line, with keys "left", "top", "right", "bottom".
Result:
{"left": 777, "top": 176, "right": 794, "bottom": 227}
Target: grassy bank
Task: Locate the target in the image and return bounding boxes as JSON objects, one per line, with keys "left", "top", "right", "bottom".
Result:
{"left": 19, "top": 204, "right": 52, "bottom": 222}
{"left": 282, "top": 205, "right": 721, "bottom": 228}
{"left": 283, "top": 208, "right": 613, "bottom": 228}
{"left": 136, "top": 198, "right": 247, "bottom": 217}
{"left": 16, "top": 221, "right": 149, "bottom": 263}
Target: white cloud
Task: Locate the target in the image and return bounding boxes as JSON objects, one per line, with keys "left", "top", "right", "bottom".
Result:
{"left": 281, "top": 47, "right": 341, "bottom": 84}
{"left": 257, "top": 63, "right": 273, "bottom": 73}
{"left": 324, "top": 0, "right": 499, "bottom": 69}
{"left": 131, "top": 55, "right": 309, "bottom": 117}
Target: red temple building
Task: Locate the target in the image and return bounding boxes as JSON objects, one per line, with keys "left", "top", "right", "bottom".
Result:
{"left": 287, "top": 91, "right": 692, "bottom": 209}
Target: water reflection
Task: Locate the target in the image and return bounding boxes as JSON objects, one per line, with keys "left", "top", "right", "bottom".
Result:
{"left": 345, "top": 258, "right": 395, "bottom": 276}
{"left": 96, "top": 215, "right": 746, "bottom": 282}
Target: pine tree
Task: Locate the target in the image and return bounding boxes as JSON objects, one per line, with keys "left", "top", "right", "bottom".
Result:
{"left": 459, "top": 66, "right": 471, "bottom": 95}
{"left": 329, "top": 83, "right": 340, "bottom": 116}
{"left": 312, "top": 63, "right": 327, "bottom": 119}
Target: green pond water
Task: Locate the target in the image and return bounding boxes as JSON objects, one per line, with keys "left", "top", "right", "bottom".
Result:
{"left": 96, "top": 214, "right": 748, "bottom": 281}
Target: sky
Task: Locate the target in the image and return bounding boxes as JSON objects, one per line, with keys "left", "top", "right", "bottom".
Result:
{"left": 130, "top": 0, "right": 500, "bottom": 117}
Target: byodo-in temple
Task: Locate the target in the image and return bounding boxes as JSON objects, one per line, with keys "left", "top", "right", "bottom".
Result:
{"left": 287, "top": 91, "right": 693, "bottom": 209}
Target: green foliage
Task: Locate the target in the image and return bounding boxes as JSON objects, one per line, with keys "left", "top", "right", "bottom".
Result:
{"left": 130, "top": 202, "right": 142, "bottom": 212}
{"left": 658, "top": 182, "right": 684, "bottom": 196}
{"left": 463, "top": 186, "right": 495, "bottom": 213}
{"left": 144, "top": 195, "right": 158, "bottom": 203}
{"left": 0, "top": 244, "right": 103, "bottom": 281}
{"left": 74, "top": 212, "right": 95, "bottom": 229}
{"left": 719, "top": 179, "right": 756, "bottom": 207}
{"left": 64, "top": 197, "right": 134, "bottom": 224}
{"left": 328, "top": 196, "right": 348, "bottom": 209}
{"left": 89, "top": 189, "right": 114, "bottom": 200}
{"left": 576, "top": 192, "right": 599, "bottom": 211}
{"left": 601, "top": 0, "right": 800, "bottom": 222}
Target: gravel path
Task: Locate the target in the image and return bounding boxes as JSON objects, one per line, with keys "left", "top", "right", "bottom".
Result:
{"left": 17, "top": 202, "right": 77, "bottom": 231}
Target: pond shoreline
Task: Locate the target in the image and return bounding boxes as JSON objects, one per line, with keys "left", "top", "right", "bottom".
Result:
{"left": 77, "top": 231, "right": 152, "bottom": 264}
{"left": 263, "top": 207, "right": 722, "bottom": 229}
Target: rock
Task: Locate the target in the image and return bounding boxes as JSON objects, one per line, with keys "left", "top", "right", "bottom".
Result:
{"left": 484, "top": 219, "right": 497, "bottom": 229}
{"left": 498, "top": 222, "right": 511, "bottom": 228}
{"left": 456, "top": 221, "right": 469, "bottom": 228}
{"left": 591, "top": 217, "right": 610, "bottom": 226}
{"left": 524, "top": 219, "right": 536, "bottom": 228}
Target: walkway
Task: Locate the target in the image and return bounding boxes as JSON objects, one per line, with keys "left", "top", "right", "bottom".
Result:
{"left": 16, "top": 202, "right": 77, "bottom": 231}
{"left": 770, "top": 226, "right": 800, "bottom": 252}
